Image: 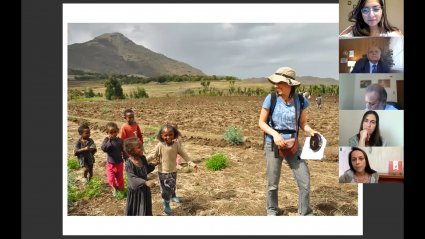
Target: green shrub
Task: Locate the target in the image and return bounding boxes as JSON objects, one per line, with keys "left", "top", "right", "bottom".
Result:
{"left": 68, "top": 89, "right": 84, "bottom": 100}
{"left": 115, "top": 189, "right": 127, "bottom": 200}
{"left": 68, "top": 186, "right": 76, "bottom": 203}
{"left": 84, "top": 88, "right": 96, "bottom": 98}
{"left": 68, "top": 184, "right": 83, "bottom": 203}
{"left": 182, "top": 88, "right": 195, "bottom": 96}
{"left": 67, "top": 176, "right": 83, "bottom": 204}
{"left": 100, "top": 107, "right": 110, "bottom": 114}
{"left": 129, "top": 87, "right": 149, "bottom": 98}
{"left": 84, "top": 177, "right": 104, "bottom": 199}
{"left": 205, "top": 153, "right": 228, "bottom": 171}
{"left": 67, "top": 157, "right": 79, "bottom": 170}
{"left": 224, "top": 126, "right": 244, "bottom": 145}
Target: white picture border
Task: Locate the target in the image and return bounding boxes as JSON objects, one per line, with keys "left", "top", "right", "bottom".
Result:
{"left": 63, "top": 3, "right": 362, "bottom": 236}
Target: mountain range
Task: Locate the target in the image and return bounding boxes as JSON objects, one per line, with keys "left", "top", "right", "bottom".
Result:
{"left": 68, "top": 32, "right": 205, "bottom": 77}
{"left": 69, "top": 32, "right": 338, "bottom": 85}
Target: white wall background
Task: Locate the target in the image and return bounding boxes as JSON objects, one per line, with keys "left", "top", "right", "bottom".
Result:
{"left": 339, "top": 74, "right": 404, "bottom": 110}
{"left": 390, "top": 37, "right": 404, "bottom": 71}
{"left": 339, "top": 146, "right": 404, "bottom": 176}
{"left": 339, "top": 74, "right": 355, "bottom": 109}
{"left": 340, "top": 110, "right": 404, "bottom": 146}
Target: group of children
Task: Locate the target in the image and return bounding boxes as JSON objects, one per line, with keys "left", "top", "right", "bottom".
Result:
{"left": 73, "top": 109, "right": 198, "bottom": 216}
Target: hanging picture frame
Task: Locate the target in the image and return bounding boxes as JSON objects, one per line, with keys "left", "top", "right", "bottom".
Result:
{"left": 360, "top": 80, "right": 372, "bottom": 88}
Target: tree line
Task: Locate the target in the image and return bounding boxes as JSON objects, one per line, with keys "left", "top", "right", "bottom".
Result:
{"left": 69, "top": 69, "right": 239, "bottom": 84}
{"left": 68, "top": 75, "right": 338, "bottom": 100}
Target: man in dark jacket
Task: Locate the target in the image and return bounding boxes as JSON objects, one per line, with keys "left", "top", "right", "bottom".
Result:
{"left": 351, "top": 46, "right": 390, "bottom": 73}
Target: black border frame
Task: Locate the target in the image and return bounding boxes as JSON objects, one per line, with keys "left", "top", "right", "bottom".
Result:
{"left": 22, "top": 0, "right": 407, "bottom": 238}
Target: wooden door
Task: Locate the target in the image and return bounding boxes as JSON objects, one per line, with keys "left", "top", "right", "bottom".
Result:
{"left": 396, "top": 80, "right": 404, "bottom": 109}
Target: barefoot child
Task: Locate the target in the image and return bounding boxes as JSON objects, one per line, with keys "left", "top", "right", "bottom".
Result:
{"left": 101, "top": 122, "right": 126, "bottom": 196}
{"left": 147, "top": 124, "right": 198, "bottom": 215}
{"left": 73, "top": 124, "right": 97, "bottom": 182}
{"left": 123, "top": 137, "right": 158, "bottom": 216}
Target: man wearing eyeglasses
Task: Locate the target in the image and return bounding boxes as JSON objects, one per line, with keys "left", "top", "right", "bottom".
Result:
{"left": 351, "top": 46, "right": 390, "bottom": 73}
{"left": 364, "top": 83, "right": 398, "bottom": 110}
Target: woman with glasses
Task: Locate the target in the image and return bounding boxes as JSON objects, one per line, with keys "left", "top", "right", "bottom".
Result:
{"left": 340, "top": 0, "right": 402, "bottom": 37}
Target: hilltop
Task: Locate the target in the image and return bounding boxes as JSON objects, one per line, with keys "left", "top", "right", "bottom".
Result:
{"left": 68, "top": 32, "right": 205, "bottom": 77}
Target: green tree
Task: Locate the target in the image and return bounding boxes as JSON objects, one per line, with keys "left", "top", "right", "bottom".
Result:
{"left": 157, "top": 75, "right": 167, "bottom": 84}
{"left": 104, "top": 75, "right": 125, "bottom": 100}
{"left": 381, "top": 48, "right": 395, "bottom": 68}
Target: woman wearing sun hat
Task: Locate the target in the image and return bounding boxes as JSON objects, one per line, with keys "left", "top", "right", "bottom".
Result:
{"left": 258, "top": 66, "right": 319, "bottom": 216}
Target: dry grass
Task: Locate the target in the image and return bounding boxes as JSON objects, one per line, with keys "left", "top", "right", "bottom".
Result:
{"left": 68, "top": 80, "right": 273, "bottom": 98}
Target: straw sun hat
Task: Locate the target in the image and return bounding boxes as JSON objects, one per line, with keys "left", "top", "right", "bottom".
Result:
{"left": 267, "top": 66, "right": 301, "bottom": 86}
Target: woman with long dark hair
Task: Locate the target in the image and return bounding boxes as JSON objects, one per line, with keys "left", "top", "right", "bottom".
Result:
{"left": 349, "top": 110, "right": 387, "bottom": 147}
{"left": 339, "top": 147, "right": 379, "bottom": 183}
{"left": 340, "top": 0, "right": 402, "bottom": 37}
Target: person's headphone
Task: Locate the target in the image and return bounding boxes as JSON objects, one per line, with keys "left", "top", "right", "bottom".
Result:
{"left": 310, "top": 133, "right": 323, "bottom": 152}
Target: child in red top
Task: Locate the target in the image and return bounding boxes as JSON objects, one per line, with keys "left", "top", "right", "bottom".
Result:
{"left": 119, "top": 108, "right": 144, "bottom": 145}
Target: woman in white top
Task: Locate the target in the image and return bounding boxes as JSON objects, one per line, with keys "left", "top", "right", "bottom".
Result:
{"left": 340, "top": 0, "right": 402, "bottom": 37}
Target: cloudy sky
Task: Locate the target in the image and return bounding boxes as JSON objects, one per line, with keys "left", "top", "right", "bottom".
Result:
{"left": 68, "top": 23, "right": 338, "bottom": 79}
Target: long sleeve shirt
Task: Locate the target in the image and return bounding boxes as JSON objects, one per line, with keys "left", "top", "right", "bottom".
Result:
{"left": 101, "top": 137, "right": 126, "bottom": 164}
{"left": 125, "top": 155, "right": 156, "bottom": 189}
{"left": 147, "top": 140, "right": 193, "bottom": 173}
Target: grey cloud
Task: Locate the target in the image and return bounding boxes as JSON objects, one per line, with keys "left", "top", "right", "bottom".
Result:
{"left": 68, "top": 23, "right": 338, "bottom": 79}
